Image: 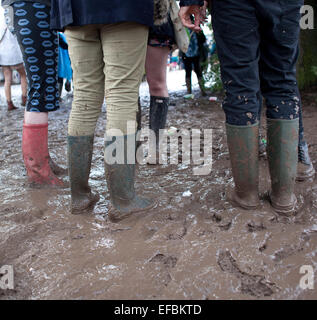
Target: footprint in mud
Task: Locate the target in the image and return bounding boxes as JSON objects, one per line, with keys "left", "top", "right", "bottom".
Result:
{"left": 208, "top": 212, "right": 232, "bottom": 231}
{"left": 141, "top": 225, "right": 158, "bottom": 240}
{"left": 272, "top": 232, "right": 310, "bottom": 263}
{"left": 217, "top": 250, "right": 276, "bottom": 297}
{"left": 167, "top": 224, "right": 187, "bottom": 240}
{"left": 247, "top": 220, "right": 266, "bottom": 233}
{"left": 148, "top": 253, "right": 178, "bottom": 287}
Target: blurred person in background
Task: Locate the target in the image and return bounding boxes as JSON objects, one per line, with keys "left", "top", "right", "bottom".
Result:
{"left": 0, "top": 5, "right": 27, "bottom": 110}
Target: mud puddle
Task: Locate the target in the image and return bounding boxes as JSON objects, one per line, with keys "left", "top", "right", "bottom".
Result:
{"left": 0, "top": 86, "right": 317, "bottom": 300}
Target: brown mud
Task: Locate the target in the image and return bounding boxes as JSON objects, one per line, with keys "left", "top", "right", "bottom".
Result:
{"left": 0, "top": 88, "right": 317, "bottom": 300}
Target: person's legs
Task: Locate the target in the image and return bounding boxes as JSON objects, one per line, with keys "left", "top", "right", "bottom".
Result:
{"left": 102, "top": 22, "right": 155, "bottom": 221}
{"left": 192, "top": 56, "right": 206, "bottom": 96}
{"left": 258, "top": 0, "right": 303, "bottom": 214}
{"left": 183, "top": 55, "right": 193, "bottom": 94}
{"left": 212, "top": 0, "right": 261, "bottom": 209}
{"left": 145, "top": 45, "right": 170, "bottom": 154}
{"left": 12, "top": 1, "right": 64, "bottom": 186}
{"left": 65, "top": 24, "right": 106, "bottom": 213}
{"left": 3, "top": 66, "right": 17, "bottom": 111}
{"left": 16, "top": 64, "right": 27, "bottom": 106}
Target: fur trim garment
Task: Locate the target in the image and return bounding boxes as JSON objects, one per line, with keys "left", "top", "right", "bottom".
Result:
{"left": 154, "top": 0, "right": 170, "bottom": 25}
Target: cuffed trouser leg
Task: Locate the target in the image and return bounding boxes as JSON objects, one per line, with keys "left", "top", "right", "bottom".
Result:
{"left": 258, "top": 0, "right": 303, "bottom": 122}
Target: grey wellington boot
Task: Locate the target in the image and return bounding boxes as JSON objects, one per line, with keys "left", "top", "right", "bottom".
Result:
{"left": 68, "top": 135, "right": 100, "bottom": 214}
{"left": 267, "top": 118, "right": 299, "bottom": 215}
{"left": 105, "top": 135, "right": 156, "bottom": 222}
{"left": 226, "top": 122, "right": 260, "bottom": 209}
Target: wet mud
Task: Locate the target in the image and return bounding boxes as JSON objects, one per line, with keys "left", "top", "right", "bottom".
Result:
{"left": 0, "top": 87, "right": 317, "bottom": 300}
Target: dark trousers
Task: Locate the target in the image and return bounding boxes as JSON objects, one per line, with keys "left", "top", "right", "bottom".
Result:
{"left": 183, "top": 55, "right": 203, "bottom": 80}
{"left": 211, "top": 0, "right": 303, "bottom": 126}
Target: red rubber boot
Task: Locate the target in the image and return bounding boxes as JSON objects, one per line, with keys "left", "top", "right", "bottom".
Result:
{"left": 22, "top": 123, "right": 64, "bottom": 187}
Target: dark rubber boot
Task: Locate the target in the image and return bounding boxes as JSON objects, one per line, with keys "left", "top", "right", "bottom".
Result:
{"left": 186, "top": 77, "right": 192, "bottom": 94}
{"left": 297, "top": 140, "right": 315, "bottom": 181}
{"left": 149, "top": 96, "right": 169, "bottom": 139}
{"left": 68, "top": 135, "right": 100, "bottom": 214}
{"left": 226, "top": 122, "right": 260, "bottom": 209}
{"left": 198, "top": 77, "right": 207, "bottom": 96}
{"left": 267, "top": 118, "right": 299, "bottom": 215}
{"left": 136, "top": 97, "right": 142, "bottom": 151}
{"left": 105, "top": 135, "right": 156, "bottom": 222}
{"left": 22, "top": 123, "right": 65, "bottom": 187}
{"left": 149, "top": 96, "right": 169, "bottom": 163}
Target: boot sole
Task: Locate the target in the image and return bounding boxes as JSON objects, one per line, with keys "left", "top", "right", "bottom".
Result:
{"left": 109, "top": 199, "right": 157, "bottom": 222}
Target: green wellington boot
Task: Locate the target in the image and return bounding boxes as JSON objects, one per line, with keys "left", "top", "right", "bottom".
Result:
{"left": 68, "top": 135, "right": 100, "bottom": 214}
{"left": 105, "top": 135, "right": 156, "bottom": 222}
{"left": 267, "top": 118, "right": 299, "bottom": 215}
{"left": 226, "top": 122, "right": 260, "bottom": 209}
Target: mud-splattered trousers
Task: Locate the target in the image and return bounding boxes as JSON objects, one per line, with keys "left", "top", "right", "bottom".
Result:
{"left": 211, "top": 0, "right": 303, "bottom": 126}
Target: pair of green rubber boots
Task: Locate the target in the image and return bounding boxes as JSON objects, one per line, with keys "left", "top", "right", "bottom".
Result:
{"left": 226, "top": 118, "right": 299, "bottom": 215}
{"left": 67, "top": 135, "right": 155, "bottom": 221}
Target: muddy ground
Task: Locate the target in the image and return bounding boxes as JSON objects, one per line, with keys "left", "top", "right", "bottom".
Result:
{"left": 0, "top": 83, "right": 317, "bottom": 300}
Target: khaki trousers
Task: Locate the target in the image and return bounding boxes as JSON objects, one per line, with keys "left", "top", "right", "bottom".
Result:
{"left": 65, "top": 22, "right": 148, "bottom": 136}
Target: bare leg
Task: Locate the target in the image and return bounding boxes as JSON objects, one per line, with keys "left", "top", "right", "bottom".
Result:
{"left": 145, "top": 45, "right": 170, "bottom": 97}
{"left": 24, "top": 111, "right": 48, "bottom": 124}
{"left": 3, "top": 66, "right": 13, "bottom": 102}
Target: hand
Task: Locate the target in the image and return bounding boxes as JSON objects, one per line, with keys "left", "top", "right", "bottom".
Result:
{"left": 178, "top": 5, "right": 203, "bottom": 32}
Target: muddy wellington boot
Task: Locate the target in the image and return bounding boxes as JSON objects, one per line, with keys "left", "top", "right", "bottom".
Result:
{"left": 105, "top": 135, "right": 156, "bottom": 222}
{"left": 149, "top": 96, "right": 169, "bottom": 147}
{"left": 296, "top": 139, "right": 315, "bottom": 181}
{"left": 148, "top": 96, "right": 169, "bottom": 163}
{"left": 186, "top": 77, "right": 192, "bottom": 94}
{"left": 22, "top": 123, "right": 65, "bottom": 187}
{"left": 267, "top": 118, "right": 299, "bottom": 215}
{"left": 226, "top": 123, "right": 260, "bottom": 209}
{"left": 68, "top": 135, "right": 100, "bottom": 214}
